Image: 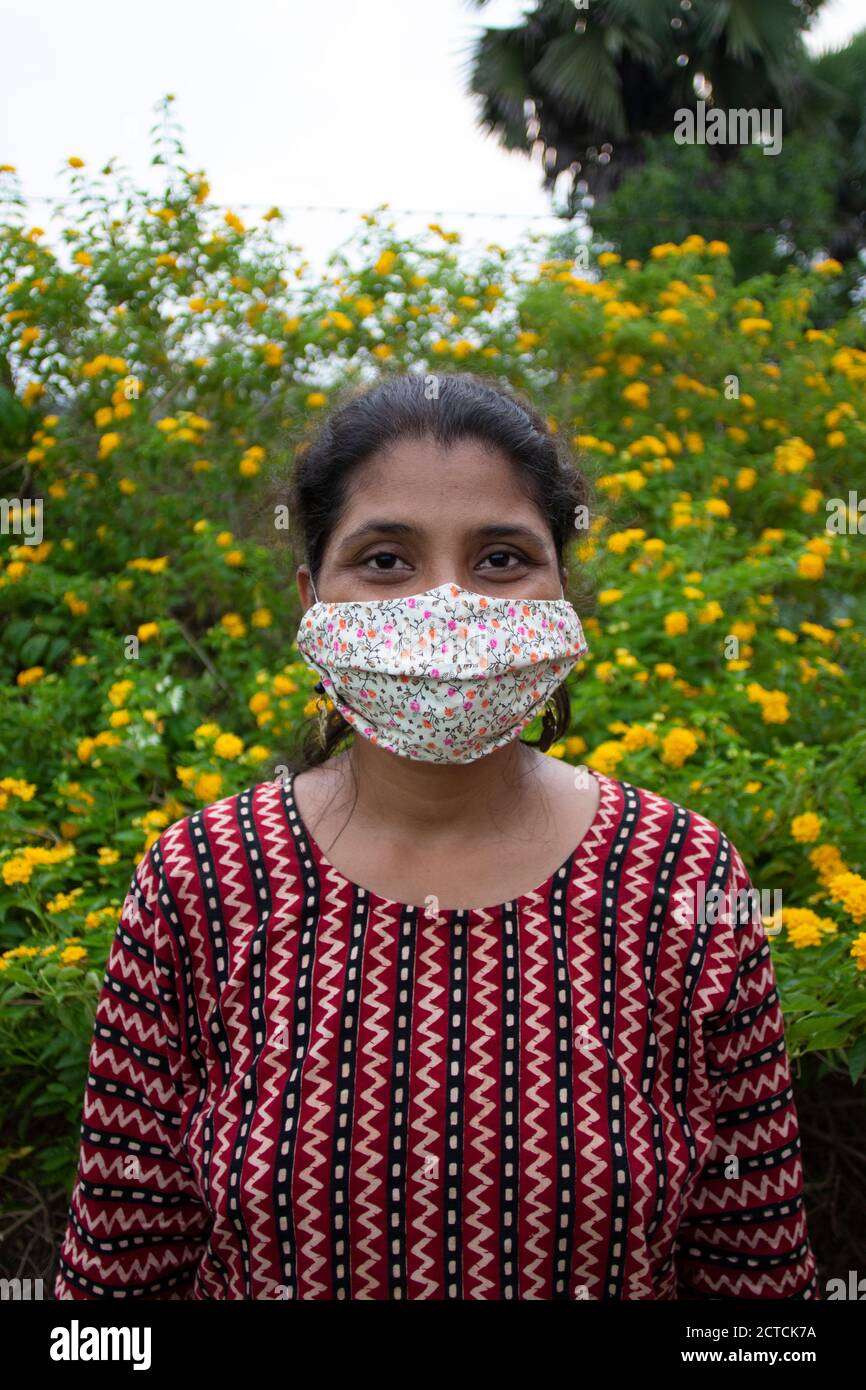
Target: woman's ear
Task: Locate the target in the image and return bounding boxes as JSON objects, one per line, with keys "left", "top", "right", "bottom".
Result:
{"left": 297, "top": 565, "right": 318, "bottom": 610}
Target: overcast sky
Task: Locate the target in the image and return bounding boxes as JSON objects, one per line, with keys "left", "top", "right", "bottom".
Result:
{"left": 2, "top": 0, "right": 863, "bottom": 269}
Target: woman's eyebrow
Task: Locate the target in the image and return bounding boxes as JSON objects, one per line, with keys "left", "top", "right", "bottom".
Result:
{"left": 337, "top": 521, "right": 547, "bottom": 546}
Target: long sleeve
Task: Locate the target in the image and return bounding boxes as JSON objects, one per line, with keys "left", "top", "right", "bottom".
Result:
{"left": 673, "top": 842, "right": 820, "bottom": 1300}
{"left": 54, "top": 850, "right": 212, "bottom": 1299}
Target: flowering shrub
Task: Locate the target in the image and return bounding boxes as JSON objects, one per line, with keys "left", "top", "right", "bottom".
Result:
{"left": 1, "top": 110, "right": 865, "bottom": 1184}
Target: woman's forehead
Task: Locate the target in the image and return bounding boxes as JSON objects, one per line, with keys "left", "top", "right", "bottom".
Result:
{"left": 341, "top": 437, "right": 536, "bottom": 507}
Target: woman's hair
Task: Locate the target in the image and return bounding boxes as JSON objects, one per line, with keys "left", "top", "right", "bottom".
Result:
{"left": 271, "top": 370, "right": 595, "bottom": 773}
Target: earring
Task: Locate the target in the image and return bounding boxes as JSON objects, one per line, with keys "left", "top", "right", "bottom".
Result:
{"left": 314, "top": 680, "right": 329, "bottom": 746}
{"left": 540, "top": 700, "right": 558, "bottom": 746}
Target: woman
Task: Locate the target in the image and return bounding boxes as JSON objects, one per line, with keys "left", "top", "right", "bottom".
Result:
{"left": 55, "top": 372, "right": 818, "bottom": 1300}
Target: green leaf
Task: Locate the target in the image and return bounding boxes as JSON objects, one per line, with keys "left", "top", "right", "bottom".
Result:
{"left": 19, "top": 633, "right": 49, "bottom": 666}
{"left": 847, "top": 1035, "right": 866, "bottom": 1086}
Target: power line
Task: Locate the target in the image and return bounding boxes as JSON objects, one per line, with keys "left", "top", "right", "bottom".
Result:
{"left": 5, "top": 195, "right": 859, "bottom": 233}
{"left": 8, "top": 195, "right": 570, "bottom": 222}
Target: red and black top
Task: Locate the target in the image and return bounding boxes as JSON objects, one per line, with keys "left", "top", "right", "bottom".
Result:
{"left": 54, "top": 768, "right": 819, "bottom": 1300}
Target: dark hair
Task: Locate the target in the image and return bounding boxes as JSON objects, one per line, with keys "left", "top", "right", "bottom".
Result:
{"left": 269, "top": 370, "right": 596, "bottom": 772}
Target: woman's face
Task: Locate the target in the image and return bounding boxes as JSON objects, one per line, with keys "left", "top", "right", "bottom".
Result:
{"left": 298, "top": 436, "right": 565, "bottom": 608}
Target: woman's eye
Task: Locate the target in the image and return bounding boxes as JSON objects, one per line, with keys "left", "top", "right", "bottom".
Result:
{"left": 363, "top": 552, "right": 410, "bottom": 572}
{"left": 479, "top": 550, "right": 526, "bottom": 570}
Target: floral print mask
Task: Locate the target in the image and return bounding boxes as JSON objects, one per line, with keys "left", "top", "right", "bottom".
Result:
{"left": 296, "top": 580, "right": 589, "bottom": 763}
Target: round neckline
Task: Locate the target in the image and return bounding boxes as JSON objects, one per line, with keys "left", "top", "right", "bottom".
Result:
{"left": 283, "top": 765, "right": 611, "bottom": 916}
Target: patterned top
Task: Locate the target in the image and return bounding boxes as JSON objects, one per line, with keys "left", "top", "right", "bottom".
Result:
{"left": 54, "top": 768, "right": 819, "bottom": 1301}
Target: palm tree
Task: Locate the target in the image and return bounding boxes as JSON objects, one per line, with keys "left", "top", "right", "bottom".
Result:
{"left": 464, "top": 0, "right": 830, "bottom": 213}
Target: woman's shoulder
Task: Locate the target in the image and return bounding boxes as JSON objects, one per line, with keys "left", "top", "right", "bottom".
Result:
{"left": 131, "top": 774, "right": 298, "bottom": 922}
{"left": 587, "top": 767, "right": 746, "bottom": 883}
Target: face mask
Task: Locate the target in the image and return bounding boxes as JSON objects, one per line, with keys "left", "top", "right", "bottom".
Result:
{"left": 296, "top": 578, "right": 589, "bottom": 764}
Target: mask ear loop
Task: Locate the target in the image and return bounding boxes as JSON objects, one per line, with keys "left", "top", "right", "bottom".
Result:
{"left": 541, "top": 580, "right": 567, "bottom": 745}
{"left": 307, "top": 573, "right": 338, "bottom": 746}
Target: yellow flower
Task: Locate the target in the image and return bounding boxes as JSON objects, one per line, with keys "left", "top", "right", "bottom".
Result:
{"left": 374, "top": 250, "right": 396, "bottom": 276}
{"left": 705, "top": 498, "right": 730, "bottom": 518}
{"left": 16, "top": 666, "right": 45, "bottom": 687}
{"left": 813, "top": 257, "right": 843, "bottom": 275}
{"left": 622, "top": 381, "right": 649, "bottom": 409}
{"left": 586, "top": 741, "right": 625, "bottom": 774}
{"left": 2, "top": 857, "right": 33, "bottom": 886}
{"left": 598, "top": 589, "right": 624, "bottom": 605}
{"left": 800, "top": 621, "right": 835, "bottom": 645}
{"left": 98, "top": 432, "right": 121, "bottom": 459}
{"left": 851, "top": 933, "right": 866, "bottom": 972}
{"left": 664, "top": 611, "right": 689, "bottom": 637}
{"left": 0, "top": 777, "right": 36, "bottom": 801}
{"left": 827, "top": 872, "right": 866, "bottom": 924}
{"left": 805, "top": 536, "right": 831, "bottom": 557}
{"left": 660, "top": 727, "right": 698, "bottom": 768}
{"left": 606, "top": 528, "right": 646, "bottom": 554}
{"left": 797, "top": 553, "right": 824, "bottom": 580}
{"left": 622, "top": 724, "right": 657, "bottom": 752}
{"left": 774, "top": 437, "right": 815, "bottom": 475}
{"left": 137, "top": 622, "right": 160, "bottom": 642}
{"left": 214, "top": 732, "right": 244, "bottom": 760}
{"left": 60, "top": 945, "right": 87, "bottom": 965}
{"left": 777, "top": 907, "right": 838, "bottom": 948}
{"left": 223, "top": 550, "right": 244, "bottom": 567}
{"left": 791, "top": 813, "right": 822, "bottom": 843}
{"left": 808, "top": 843, "right": 848, "bottom": 887}
{"left": 108, "top": 679, "right": 134, "bottom": 707}
{"left": 746, "top": 683, "right": 790, "bottom": 724}
{"left": 306, "top": 392, "right": 327, "bottom": 407}
{"left": 194, "top": 772, "right": 223, "bottom": 803}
